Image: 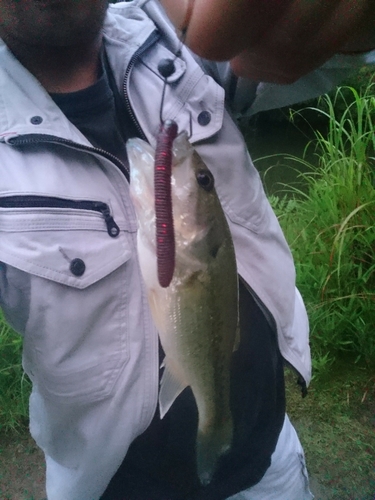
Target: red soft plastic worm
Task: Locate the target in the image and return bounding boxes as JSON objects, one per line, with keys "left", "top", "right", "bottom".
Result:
{"left": 154, "top": 119, "right": 178, "bottom": 287}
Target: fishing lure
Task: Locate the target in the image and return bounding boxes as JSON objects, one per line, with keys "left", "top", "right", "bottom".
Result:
{"left": 154, "top": 119, "right": 178, "bottom": 288}
{"left": 154, "top": 15, "right": 193, "bottom": 288}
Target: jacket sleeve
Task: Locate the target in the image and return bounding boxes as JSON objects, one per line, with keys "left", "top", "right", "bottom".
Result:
{"left": 199, "top": 49, "right": 375, "bottom": 118}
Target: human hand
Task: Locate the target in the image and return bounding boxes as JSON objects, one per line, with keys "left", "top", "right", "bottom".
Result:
{"left": 160, "top": 0, "right": 375, "bottom": 83}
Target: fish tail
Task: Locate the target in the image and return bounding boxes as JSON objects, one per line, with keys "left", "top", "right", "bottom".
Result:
{"left": 196, "top": 417, "right": 233, "bottom": 486}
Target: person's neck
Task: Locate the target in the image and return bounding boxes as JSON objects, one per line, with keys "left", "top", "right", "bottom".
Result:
{"left": 7, "top": 37, "right": 102, "bottom": 93}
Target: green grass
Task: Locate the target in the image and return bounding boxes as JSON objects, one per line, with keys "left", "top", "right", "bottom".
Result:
{"left": 286, "top": 362, "right": 375, "bottom": 500}
{"left": 0, "top": 319, "right": 31, "bottom": 433}
{"left": 260, "top": 83, "right": 375, "bottom": 375}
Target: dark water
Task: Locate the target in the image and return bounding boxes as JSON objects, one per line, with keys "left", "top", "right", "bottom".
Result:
{"left": 242, "top": 117, "right": 324, "bottom": 196}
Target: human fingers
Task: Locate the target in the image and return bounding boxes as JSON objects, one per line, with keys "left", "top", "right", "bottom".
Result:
{"left": 161, "top": 0, "right": 375, "bottom": 84}
{"left": 160, "top": 0, "right": 293, "bottom": 61}
{"left": 229, "top": 0, "right": 375, "bottom": 83}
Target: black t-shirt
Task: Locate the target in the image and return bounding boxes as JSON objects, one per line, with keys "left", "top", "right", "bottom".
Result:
{"left": 51, "top": 60, "right": 286, "bottom": 500}
{"left": 50, "top": 56, "right": 138, "bottom": 175}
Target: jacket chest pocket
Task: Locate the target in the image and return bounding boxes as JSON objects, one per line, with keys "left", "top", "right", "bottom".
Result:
{"left": 0, "top": 194, "right": 134, "bottom": 404}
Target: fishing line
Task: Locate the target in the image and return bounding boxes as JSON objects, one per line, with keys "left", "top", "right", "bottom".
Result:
{"left": 159, "top": 5, "right": 192, "bottom": 124}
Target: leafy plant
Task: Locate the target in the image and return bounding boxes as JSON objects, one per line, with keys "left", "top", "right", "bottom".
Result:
{"left": 0, "top": 318, "right": 30, "bottom": 433}
{"left": 265, "top": 83, "right": 375, "bottom": 370}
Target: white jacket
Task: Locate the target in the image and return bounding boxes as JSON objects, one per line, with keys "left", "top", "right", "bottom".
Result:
{"left": 0, "top": 1, "right": 372, "bottom": 498}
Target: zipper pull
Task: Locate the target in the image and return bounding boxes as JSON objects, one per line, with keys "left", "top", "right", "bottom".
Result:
{"left": 95, "top": 203, "right": 120, "bottom": 238}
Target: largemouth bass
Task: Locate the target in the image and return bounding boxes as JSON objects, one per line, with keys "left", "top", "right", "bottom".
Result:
{"left": 127, "top": 131, "right": 239, "bottom": 485}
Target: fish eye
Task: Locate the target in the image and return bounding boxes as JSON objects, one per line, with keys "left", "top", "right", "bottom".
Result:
{"left": 196, "top": 169, "right": 214, "bottom": 191}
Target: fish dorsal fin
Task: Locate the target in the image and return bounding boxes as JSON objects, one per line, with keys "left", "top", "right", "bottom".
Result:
{"left": 159, "top": 358, "right": 188, "bottom": 419}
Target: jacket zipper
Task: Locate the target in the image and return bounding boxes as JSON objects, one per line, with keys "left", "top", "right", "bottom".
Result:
{"left": 122, "top": 31, "right": 161, "bottom": 139}
{"left": 7, "top": 31, "right": 161, "bottom": 179}
{"left": 4, "top": 32, "right": 161, "bottom": 237}
{"left": 9, "top": 132, "right": 130, "bottom": 180}
{"left": 0, "top": 195, "right": 120, "bottom": 238}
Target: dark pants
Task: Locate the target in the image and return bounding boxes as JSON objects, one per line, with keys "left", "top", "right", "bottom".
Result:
{"left": 100, "top": 280, "right": 285, "bottom": 500}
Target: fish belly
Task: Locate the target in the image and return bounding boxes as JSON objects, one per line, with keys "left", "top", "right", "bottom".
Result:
{"left": 158, "top": 244, "right": 238, "bottom": 484}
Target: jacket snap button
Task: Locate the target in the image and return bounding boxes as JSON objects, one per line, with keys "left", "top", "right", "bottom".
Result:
{"left": 30, "top": 116, "right": 43, "bottom": 125}
{"left": 197, "top": 111, "right": 211, "bottom": 126}
{"left": 70, "top": 258, "right": 86, "bottom": 277}
{"left": 158, "top": 58, "right": 176, "bottom": 78}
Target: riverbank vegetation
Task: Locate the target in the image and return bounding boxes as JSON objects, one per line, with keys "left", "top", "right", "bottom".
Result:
{"left": 264, "top": 83, "right": 375, "bottom": 376}
{"left": 253, "top": 78, "right": 375, "bottom": 499}
{"left": 0, "top": 323, "right": 30, "bottom": 433}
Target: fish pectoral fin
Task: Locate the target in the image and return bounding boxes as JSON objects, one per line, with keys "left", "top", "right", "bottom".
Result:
{"left": 159, "top": 359, "right": 188, "bottom": 419}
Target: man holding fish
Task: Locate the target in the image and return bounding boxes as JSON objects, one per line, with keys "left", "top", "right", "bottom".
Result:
{"left": 0, "top": 0, "right": 373, "bottom": 498}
